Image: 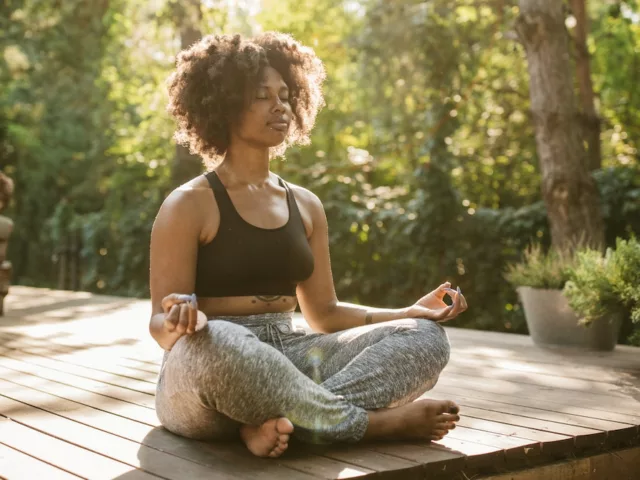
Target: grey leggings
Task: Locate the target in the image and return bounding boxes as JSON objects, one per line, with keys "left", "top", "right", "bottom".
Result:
{"left": 155, "top": 313, "right": 451, "bottom": 444}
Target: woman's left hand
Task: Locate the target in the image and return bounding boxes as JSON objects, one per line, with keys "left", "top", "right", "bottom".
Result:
{"left": 406, "top": 282, "right": 468, "bottom": 322}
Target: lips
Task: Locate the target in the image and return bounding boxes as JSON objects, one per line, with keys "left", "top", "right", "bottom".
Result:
{"left": 268, "top": 122, "right": 289, "bottom": 132}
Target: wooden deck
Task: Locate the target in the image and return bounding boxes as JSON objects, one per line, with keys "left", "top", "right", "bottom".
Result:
{"left": 0, "top": 286, "right": 639, "bottom": 479}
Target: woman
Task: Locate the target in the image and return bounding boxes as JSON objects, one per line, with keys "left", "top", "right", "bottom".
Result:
{"left": 150, "top": 32, "right": 467, "bottom": 459}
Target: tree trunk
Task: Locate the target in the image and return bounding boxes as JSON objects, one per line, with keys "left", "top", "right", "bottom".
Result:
{"left": 516, "top": 0, "right": 605, "bottom": 253}
{"left": 171, "top": 0, "right": 205, "bottom": 187}
{"left": 569, "top": 0, "right": 601, "bottom": 172}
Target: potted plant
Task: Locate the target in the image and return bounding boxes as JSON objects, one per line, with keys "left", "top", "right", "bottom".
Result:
{"left": 562, "top": 248, "right": 623, "bottom": 351}
{"left": 564, "top": 236, "right": 640, "bottom": 350}
{"left": 610, "top": 237, "right": 640, "bottom": 345}
{"left": 504, "top": 243, "right": 588, "bottom": 348}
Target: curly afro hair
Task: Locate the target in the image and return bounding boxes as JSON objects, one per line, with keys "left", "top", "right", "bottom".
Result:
{"left": 166, "top": 31, "right": 327, "bottom": 169}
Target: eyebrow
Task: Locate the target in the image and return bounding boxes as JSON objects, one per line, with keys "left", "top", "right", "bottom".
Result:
{"left": 259, "top": 84, "right": 289, "bottom": 91}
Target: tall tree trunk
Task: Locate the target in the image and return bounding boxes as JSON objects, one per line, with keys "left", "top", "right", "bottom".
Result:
{"left": 569, "top": 0, "right": 601, "bottom": 172}
{"left": 516, "top": 0, "right": 605, "bottom": 253}
{"left": 171, "top": 0, "right": 204, "bottom": 187}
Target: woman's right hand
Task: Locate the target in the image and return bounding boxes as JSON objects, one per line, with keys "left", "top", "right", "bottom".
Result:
{"left": 160, "top": 293, "right": 208, "bottom": 335}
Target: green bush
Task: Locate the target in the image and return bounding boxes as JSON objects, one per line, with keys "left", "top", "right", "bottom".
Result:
{"left": 608, "top": 236, "right": 640, "bottom": 344}
{"left": 562, "top": 236, "right": 640, "bottom": 344}
{"left": 563, "top": 248, "right": 621, "bottom": 326}
{"left": 504, "top": 243, "right": 574, "bottom": 290}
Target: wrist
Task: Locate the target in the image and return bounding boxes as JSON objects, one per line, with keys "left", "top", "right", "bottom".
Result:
{"left": 365, "top": 306, "right": 413, "bottom": 325}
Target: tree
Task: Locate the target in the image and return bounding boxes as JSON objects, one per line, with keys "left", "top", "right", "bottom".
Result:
{"left": 168, "top": 0, "right": 205, "bottom": 186}
{"left": 569, "top": 0, "right": 602, "bottom": 172}
{"left": 516, "top": 0, "right": 605, "bottom": 252}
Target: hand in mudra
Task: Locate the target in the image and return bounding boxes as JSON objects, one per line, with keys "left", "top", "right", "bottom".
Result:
{"left": 161, "top": 293, "right": 208, "bottom": 335}
{"left": 407, "top": 282, "right": 468, "bottom": 322}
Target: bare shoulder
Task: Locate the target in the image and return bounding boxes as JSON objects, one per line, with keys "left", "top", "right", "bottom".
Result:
{"left": 154, "top": 175, "right": 215, "bottom": 231}
{"left": 284, "top": 180, "right": 326, "bottom": 237}
{"left": 285, "top": 181, "right": 325, "bottom": 217}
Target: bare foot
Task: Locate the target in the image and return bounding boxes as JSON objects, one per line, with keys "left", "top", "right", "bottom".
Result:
{"left": 239, "top": 417, "right": 294, "bottom": 458}
{"left": 365, "top": 399, "right": 460, "bottom": 442}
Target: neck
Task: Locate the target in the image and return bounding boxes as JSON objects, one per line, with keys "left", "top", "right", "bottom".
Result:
{"left": 218, "top": 142, "right": 271, "bottom": 186}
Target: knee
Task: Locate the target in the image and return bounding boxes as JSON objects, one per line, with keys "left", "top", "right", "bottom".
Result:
{"left": 172, "top": 320, "right": 254, "bottom": 359}
{"left": 411, "top": 319, "right": 451, "bottom": 370}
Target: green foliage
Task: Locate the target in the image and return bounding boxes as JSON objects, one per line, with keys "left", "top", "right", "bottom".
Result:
{"left": 563, "top": 236, "right": 640, "bottom": 345}
{"left": 563, "top": 248, "right": 621, "bottom": 326}
{"left": 504, "top": 244, "right": 574, "bottom": 290}
{"left": 608, "top": 236, "right": 640, "bottom": 326}
{"left": 1, "top": 0, "right": 639, "bottom": 344}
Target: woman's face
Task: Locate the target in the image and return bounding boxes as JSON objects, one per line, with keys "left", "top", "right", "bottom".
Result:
{"left": 232, "top": 66, "right": 292, "bottom": 149}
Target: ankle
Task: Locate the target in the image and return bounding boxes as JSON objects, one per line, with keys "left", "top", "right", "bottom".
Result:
{"left": 362, "top": 408, "right": 401, "bottom": 441}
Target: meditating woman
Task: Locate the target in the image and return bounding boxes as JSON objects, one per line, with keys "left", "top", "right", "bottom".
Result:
{"left": 149, "top": 32, "right": 467, "bottom": 459}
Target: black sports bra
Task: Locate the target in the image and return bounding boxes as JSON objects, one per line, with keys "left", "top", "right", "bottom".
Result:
{"left": 194, "top": 171, "right": 315, "bottom": 297}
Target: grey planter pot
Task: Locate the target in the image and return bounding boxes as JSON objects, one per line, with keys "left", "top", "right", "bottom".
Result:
{"left": 517, "top": 286, "right": 622, "bottom": 351}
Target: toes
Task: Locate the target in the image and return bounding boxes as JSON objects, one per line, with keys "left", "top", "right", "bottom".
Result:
{"left": 268, "top": 444, "right": 288, "bottom": 458}
{"left": 436, "top": 421, "right": 456, "bottom": 431}
{"left": 278, "top": 433, "right": 290, "bottom": 444}
{"left": 276, "top": 417, "right": 294, "bottom": 435}
{"left": 436, "top": 413, "right": 460, "bottom": 423}
{"left": 447, "top": 402, "right": 460, "bottom": 415}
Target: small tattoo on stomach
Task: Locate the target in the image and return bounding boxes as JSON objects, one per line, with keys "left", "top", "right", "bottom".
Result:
{"left": 255, "top": 295, "right": 283, "bottom": 303}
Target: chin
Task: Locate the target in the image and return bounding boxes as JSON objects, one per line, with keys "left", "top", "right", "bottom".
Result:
{"left": 264, "top": 134, "right": 287, "bottom": 147}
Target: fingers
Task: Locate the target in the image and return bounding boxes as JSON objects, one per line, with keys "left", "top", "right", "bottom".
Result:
{"left": 163, "top": 304, "right": 180, "bottom": 332}
{"left": 434, "top": 282, "right": 452, "bottom": 300}
{"left": 175, "top": 303, "right": 191, "bottom": 334}
{"left": 187, "top": 295, "right": 198, "bottom": 334}
{"left": 441, "top": 287, "right": 468, "bottom": 321}
{"left": 428, "top": 304, "right": 455, "bottom": 321}
{"left": 162, "top": 293, "right": 201, "bottom": 335}
{"left": 161, "top": 293, "right": 193, "bottom": 314}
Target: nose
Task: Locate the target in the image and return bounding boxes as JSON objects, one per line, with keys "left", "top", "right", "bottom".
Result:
{"left": 272, "top": 97, "right": 286, "bottom": 113}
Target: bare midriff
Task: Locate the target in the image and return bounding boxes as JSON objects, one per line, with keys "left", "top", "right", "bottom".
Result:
{"left": 197, "top": 295, "right": 298, "bottom": 317}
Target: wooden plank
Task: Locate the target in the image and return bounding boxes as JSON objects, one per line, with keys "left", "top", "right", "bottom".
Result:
{"left": 428, "top": 437, "right": 507, "bottom": 470}
{"left": 475, "top": 445, "right": 640, "bottom": 480}
{"left": 448, "top": 353, "right": 639, "bottom": 386}
{"left": 0, "top": 442, "right": 82, "bottom": 480}
{"left": 0, "top": 365, "right": 159, "bottom": 426}
{"left": 429, "top": 388, "right": 639, "bottom": 447}
{"left": 0, "top": 346, "right": 156, "bottom": 395}
{"left": 446, "top": 327, "right": 640, "bottom": 371}
{"left": 0, "top": 416, "right": 161, "bottom": 480}
{"left": 271, "top": 448, "right": 376, "bottom": 479}
{"left": 441, "top": 425, "right": 543, "bottom": 463}
{"left": 0, "top": 354, "right": 156, "bottom": 410}
{"left": 0, "top": 393, "right": 242, "bottom": 480}
{"left": 428, "top": 392, "right": 605, "bottom": 448}
{"left": 296, "top": 444, "right": 423, "bottom": 473}
{"left": 455, "top": 414, "right": 578, "bottom": 454}
{"left": 441, "top": 364, "right": 640, "bottom": 402}
{"left": 0, "top": 377, "right": 357, "bottom": 480}
{"left": 0, "top": 333, "right": 160, "bottom": 377}
{"left": 436, "top": 373, "right": 640, "bottom": 418}
{"left": 432, "top": 382, "right": 640, "bottom": 426}
{"left": 359, "top": 442, "right": 467, "bottom": 478}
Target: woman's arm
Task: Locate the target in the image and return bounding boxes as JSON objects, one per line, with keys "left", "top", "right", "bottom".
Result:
{"left": 149, "top": 187, "right": 203, "bottom": 350}
{"left": 296, "top": 192, "right": 412, "bottom": 334}
{"left": 296, "top": 191, "right": 467, "bottom": 333}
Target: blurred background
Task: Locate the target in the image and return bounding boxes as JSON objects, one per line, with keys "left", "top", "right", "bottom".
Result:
{"left": 1, "top": 1, "right": 638, "bottom": 340}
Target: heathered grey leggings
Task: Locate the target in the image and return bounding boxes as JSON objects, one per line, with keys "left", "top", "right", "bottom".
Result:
{"left": 155, "top": 312, "right": 451, "bottom": 444}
